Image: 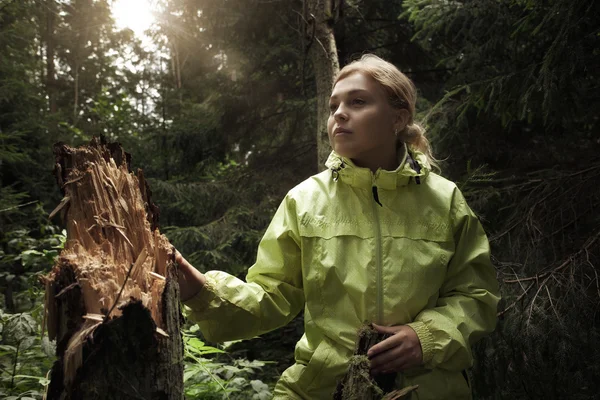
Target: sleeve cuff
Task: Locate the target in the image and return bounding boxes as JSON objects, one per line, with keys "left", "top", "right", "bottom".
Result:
{"left": 182, "top": 274, "right": 218, "bottom": 314}
{"left": 407, "top": 321, "right": 435, "bottom": 366}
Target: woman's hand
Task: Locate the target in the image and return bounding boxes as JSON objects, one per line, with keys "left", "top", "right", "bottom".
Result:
{"left": 367, "top": 324, "right": 423, "bottom": 374}
{"left": 175, "top": 250, "right": 207, "bottom": 302}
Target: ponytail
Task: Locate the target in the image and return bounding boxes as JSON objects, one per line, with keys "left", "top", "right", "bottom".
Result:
{"left": 399, "top": 122, "right": 439, "bottom": 172}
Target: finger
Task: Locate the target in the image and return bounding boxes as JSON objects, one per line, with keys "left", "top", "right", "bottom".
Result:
{"left": 373, "top": 345, "right": 423, "bottom": 373}
{"left": 373, "top": 361, "right": 403, "bottom": 375}
{"left": 373, "top": 345, "right": 420, "bottom": 374}
{"left": 372, "top": 323, "right": 401, "bottom": 335}
{"left": 372, "top": 355, "right": 406, "bottom": 374}
{"left": 175, "top": 252, "right": 193, "bottom": 271}
{"left": 370, "top": 345, "right": 404, "bottom": 370}
{"left": 174, "top": 250, "right": 184, "bottom": 264}
{"left": 375, "top": 360, "right": 407, "bottom": 375}
{"left": 367, "top": 332, "right": 403, "bottom": 358}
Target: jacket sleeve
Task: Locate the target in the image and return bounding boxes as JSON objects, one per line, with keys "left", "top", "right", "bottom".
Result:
{"left": 183, "top": 194, "right": 305, "bottom": 342}
{"left": 407, "top": 188, "right": 500, "bottom": 371}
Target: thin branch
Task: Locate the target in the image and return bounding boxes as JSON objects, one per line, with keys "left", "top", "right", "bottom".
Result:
{"left": 544, "top": 285, "right": 560, "bottom": 321}
{"left": 491, "top": 183, "right": 559, "bottom": 242}
{"left": 497, "top": 281, "right": 535, "bottom": 318}
{"left": 10, "top": 341, "right": 20, "bottom": 388}
{"left": 0, "top": 200, "right": 39, "bottom": 213}
{"left": 526, "top": 274, "right": 552, "bottom": 326}
{"left": 504, "top": 230, "right": 600, "bottom": 284}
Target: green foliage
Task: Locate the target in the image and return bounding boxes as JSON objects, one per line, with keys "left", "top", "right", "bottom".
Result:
{"left": 403, "top": 0, "right": 599, "bottom": 173}
{"left": 0, "top": 210, "right": 65, "bottom": 312}
{"left": 0, "top": 237, "right": 56, "bottom": 399}
{"left": 0, "top": 308, "right": 53, "bottom": 400}
{"left": 157, "top": 167, "right": 280, "bottom": 276}
{"left": 182, "top": 324, "right": 273, "bottom": 399}
{"left": 0, "top": 196, "right": 62, "bottom": 399}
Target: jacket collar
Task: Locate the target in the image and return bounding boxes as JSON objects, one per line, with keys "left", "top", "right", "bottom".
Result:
{"left": 324, "top": 142, "right": 430, "bottom": 190}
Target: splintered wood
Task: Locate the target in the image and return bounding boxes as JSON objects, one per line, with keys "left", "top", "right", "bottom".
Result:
{"left": 43, "top": 138, "right": 183, "bottom": 399}
{"left": 47, "top": 147, "right": 167, "bottom": 326}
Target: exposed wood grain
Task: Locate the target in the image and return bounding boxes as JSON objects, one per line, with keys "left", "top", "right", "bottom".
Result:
{"left": 43, "top": 137, "right": 183, "bottom": 399}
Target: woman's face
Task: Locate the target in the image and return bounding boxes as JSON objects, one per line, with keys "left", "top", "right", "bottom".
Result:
{"left": 327, "top": 72, "right": 406, "bottom": 170}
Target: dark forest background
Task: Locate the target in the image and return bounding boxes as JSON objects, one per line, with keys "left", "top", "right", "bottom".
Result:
{"left": 1, "top": 0, "right": 599, "bottom": 398}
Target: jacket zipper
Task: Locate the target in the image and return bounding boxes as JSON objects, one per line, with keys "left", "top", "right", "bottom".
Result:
{"left": 371, "top": 176, "right": 384, "bottom": 324}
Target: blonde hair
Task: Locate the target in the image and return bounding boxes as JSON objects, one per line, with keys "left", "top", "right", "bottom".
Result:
{"left": 334, "top": 54, "right": 438, "bottom": 170}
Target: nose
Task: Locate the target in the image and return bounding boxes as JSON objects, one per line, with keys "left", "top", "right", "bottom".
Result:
{"left": 333, "top": 104, "right": 348, "bottom": 122}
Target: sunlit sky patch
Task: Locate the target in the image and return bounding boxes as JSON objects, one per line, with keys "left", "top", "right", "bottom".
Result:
{"left": 112, "top": 0, "right": 156, "bottom": 37}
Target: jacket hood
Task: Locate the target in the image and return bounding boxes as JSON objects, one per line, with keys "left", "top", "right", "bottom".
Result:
{"left": 324, "top": 142, "right": 431, "bottom": 190}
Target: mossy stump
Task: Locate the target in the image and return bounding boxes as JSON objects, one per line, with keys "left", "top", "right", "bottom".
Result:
{"left": 43, "top": 137, "right": 183, "bottom": 399}
{"left": 334, "top": 324, "right": 419, "bottom": 400}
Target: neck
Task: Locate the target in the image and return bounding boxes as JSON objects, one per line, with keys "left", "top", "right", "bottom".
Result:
{"left": 350, "top": 142, "right": 406, "bottom": 173}
{"left": 351, "top": 151, "right": 399, "bottom": 173}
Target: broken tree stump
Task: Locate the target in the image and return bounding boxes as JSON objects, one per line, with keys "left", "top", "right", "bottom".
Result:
{"left": 334, "top": 324, "right": 419, "bottom": 400}
{"left": 42, "top": 137, "right": 183, "bottom": 399}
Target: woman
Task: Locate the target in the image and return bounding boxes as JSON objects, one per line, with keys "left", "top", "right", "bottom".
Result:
{"left": 177, "top": 54, "right": 500, "bottom": 399}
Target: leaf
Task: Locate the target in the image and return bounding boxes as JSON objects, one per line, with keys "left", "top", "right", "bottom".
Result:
{"left": 4, "top": 313, "right": 37, "bottom": 342}
{"left": 185, "top": 337, "right": 205, "bottom": 350}
{"left": 19, "top": 335, "right": 36, "bottom": 351}
{"left": 183, "top": 366, "right": 201, "bottom": 382}
{"left": 20, "top": 249, "right": 44, "bottom": 269}
{"left": 0, "top": 345, "right": 18, "bottom": 352}
{"left": 229, "top": 376, "right": 247, "bottom": 387}
{"left": 250, "top": 379, "right": 269, "bottom": 392}
{"left": 185, "top": 337, "right": 224, "bottom": 356}
{"left": 252, "top": 391, "right": 272, "bottom": 400}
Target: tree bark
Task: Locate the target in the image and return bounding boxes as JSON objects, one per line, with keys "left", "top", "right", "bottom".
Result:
{"left": 43, "top": 137, "right": 183, "bottom": 399}
{"left": 305, "top": 0, "right": 341, "bottom": 170}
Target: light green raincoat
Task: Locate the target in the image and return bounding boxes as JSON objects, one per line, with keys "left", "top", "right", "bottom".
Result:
{"left": 185, "top": 146, "right": 500, "bottom": 399}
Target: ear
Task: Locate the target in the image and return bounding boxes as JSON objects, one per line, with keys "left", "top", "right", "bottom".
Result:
{"left": 393, "top": 109, "right": 410, "bottom": 132}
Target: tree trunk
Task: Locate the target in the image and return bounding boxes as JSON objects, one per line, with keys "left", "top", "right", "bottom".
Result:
{"left": 45, "top": 0, "right": 57, "bottom": 114}
{"left": 73, "top": 61, "right": 79, "bottom": 120}
{"left": 43, "top": 137, "right": 183, "bottom": 400}
{"left": 170, "top": 40, "right": 184, "bottom": 103}
{"left": 305, "top": 0, "right": 341, "bottom": 170}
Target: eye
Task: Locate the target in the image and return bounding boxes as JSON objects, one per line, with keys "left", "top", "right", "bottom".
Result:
{"left": 329, "top": 103, "right": 338, "bottom": 113}
{"left": 352, "top": 98, "right": 366, "bottom": 106}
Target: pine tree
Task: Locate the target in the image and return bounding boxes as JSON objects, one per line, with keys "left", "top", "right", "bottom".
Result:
{"left": 402, "top": 0, "right": 600, "bottom": 397}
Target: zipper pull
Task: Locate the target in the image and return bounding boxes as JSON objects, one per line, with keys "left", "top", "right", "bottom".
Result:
{"left": 372, "top": 186, "right": 383, "bottom": 207}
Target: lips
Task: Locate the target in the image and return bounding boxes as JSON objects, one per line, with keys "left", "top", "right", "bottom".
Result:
{"left": 334, "top": 127, "right": 352, "bottom": 136}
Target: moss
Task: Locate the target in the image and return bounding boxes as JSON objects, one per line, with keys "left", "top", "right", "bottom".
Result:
{"left": 334, "top": 323, "right": 400, "bottom": 399}
{"left": 336, "top": 355, "right": 383, "bottom": 399}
